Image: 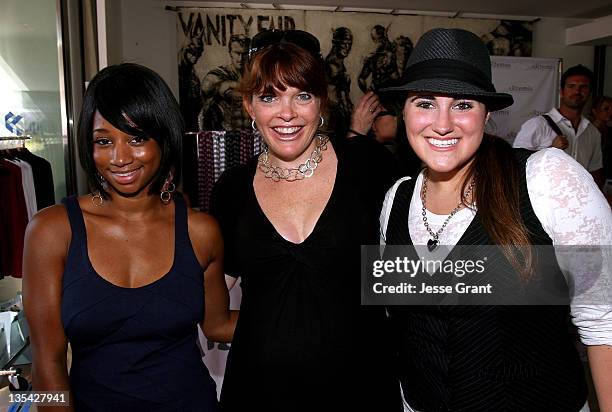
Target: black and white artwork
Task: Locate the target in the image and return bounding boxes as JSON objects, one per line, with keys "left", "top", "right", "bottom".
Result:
{"left": 324, "top": 27, "right": 354, "bottom": 135}
{"left": 481, "top": 20, "right": 533, "bottom": 57}
{"left": 176, "top": 9, "right": 533, "bottom": 133}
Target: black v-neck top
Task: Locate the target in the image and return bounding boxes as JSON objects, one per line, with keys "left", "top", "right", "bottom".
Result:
{"left": 210, "top": 137, "right": 403, "bottom": 411}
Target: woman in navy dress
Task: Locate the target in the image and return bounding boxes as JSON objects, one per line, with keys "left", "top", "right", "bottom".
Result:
{"left": 23, "top": 63, "right": 236, "bottom": 411}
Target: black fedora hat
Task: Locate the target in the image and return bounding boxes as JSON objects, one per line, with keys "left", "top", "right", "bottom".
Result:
{"left": 382, "top": 28, "right": 513, "bottom": 112}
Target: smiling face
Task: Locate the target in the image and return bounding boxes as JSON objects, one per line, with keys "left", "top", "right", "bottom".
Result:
{"left": 92, "top": 111, "right": 162, "bottom": 197}
{"left": 245, "top": 85, "right": 321, "bottom": 167}
{"left": 404, "top": 94, "right": 488, "bottom": 176}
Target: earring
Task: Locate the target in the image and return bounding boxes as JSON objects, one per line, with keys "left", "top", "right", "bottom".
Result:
{"left": 91, "top": 191, "right": 104, "bottom": 207}
{"left": 319, "top": 116, "right": 324, "bottom": 128}
{"left": 251, "top": 119, "right": 258, "bottom": 132}
{"left": 91, "top": 173, "right": 107, "bottom": 206}
{"left": 160, "top": 178, "right": 176, "bottom": 204}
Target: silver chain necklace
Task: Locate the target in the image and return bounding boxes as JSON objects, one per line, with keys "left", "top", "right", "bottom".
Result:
{"left": 421, "top": 171, "right": 475, "bottom": 252}
{"left": 258, "top": 135, "right": 329, "bottom": 182}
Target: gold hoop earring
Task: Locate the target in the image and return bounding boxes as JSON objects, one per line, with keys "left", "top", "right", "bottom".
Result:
{"left": 91, "top": 191, "right": 104, "bottom": 207}
{"left": 160, "top": 182, "right": 176, "bottom": 204}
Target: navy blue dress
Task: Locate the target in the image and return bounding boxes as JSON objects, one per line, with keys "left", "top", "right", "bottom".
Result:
{"left": 61, "top": 195, "right": 217, "bottom": 411}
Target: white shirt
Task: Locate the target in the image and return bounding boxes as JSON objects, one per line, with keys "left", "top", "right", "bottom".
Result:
{"left": 381, "top": 149, "right": 610, "bottom": 412}
{"left": 513, "top": 108, "right": 603, "bottom": 172}
{"left": 6, "top": 158, "right": 37, "bottom": 221}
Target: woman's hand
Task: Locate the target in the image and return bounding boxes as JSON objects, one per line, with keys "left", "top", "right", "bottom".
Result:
{"left": 550, "top": 134, "right": 569, "bottom": 150}
{"left": 347, "top": 91, "right": 384, "bottom": 137}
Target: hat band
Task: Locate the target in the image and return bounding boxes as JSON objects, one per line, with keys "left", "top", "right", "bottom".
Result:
{"left": 405, "top": 58, "right": 496, "bottom": 93}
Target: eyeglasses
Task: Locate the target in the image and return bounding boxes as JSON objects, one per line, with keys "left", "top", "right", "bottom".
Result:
{"left": 248, "top": 29, "right": 321, "bottom": 60}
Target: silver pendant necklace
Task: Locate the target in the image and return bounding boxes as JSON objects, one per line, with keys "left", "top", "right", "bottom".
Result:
{"left": 421, "top": 171, "right": 475, "bottom": 252}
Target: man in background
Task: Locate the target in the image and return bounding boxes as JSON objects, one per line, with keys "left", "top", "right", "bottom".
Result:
{"left": 513, "top": 64, "right": 604, "bottom": 187}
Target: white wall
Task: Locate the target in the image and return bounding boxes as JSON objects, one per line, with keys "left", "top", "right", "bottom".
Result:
{"left": 115, "top": 0, "right": 179, "bottom": 96}
{"left": 113, "top": 1, "right": 604, "bottom": 99}
{"left": 105, "top": 0, "right": 124, "bottom": 68}
{"left": 532, "top": 17, "right": 595, "bottom": 71}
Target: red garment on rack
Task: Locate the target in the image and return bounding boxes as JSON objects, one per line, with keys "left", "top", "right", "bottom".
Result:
{"left": 0, "top": 159, "right": 29, "bottom": 278}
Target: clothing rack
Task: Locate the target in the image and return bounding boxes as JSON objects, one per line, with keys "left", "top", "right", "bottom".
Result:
{"left": 182, "top": 130, "right": 263, "bottom": 211}
{"left": 0, "top": 136, "right": 32, "bottom": 141}
{"left": 0, "top": 136, "right": 31, "bottom": 149}
{"left": 1, "top": 141, "right": 57, "bottom": 279}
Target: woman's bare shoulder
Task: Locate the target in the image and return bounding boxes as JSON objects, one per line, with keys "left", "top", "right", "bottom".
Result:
{"left": 26, "top": 200, "right": 74, "bottom": 249}
{"left": 187, "top": 207, "right": 223, "bottom": 265}
{"left": 187, "top": 208, "right": 222, "bottom": 240}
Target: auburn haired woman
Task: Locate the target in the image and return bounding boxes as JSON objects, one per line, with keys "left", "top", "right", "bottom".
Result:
{"left": 210, "top": 30, "right": 402, "bottom": 411}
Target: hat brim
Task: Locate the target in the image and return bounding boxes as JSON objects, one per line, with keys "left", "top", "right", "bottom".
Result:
{"left": 381, "top": 78, "right": 514, "bottom": 112}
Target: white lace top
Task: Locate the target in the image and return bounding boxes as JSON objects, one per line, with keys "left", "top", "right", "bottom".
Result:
{"left": 380, "top": 148, "right": 612, "bottom": 346}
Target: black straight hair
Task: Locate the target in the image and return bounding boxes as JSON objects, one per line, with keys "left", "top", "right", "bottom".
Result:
{"left": 77, "top": 63, "right": 184, "bottom": 198}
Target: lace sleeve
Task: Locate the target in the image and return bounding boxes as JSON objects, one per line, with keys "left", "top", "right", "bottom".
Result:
{"left": 526, "top": 148, "right": 612, "bottom": 345}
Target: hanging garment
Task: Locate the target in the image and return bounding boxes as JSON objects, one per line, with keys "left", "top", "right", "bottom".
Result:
{"left": 191, "top": 130, "right": 263, "bottom": 211}
{"left": 6, "top": 159, "right": 37, "bottom": 220}
{"left": 196, "top": 131, "right": 216, "bottom": 213}
{"left": 0, "top": 147, "right": 55, "bottom": 278}
{"left": 0, "top": 159, "right": 29, "bottom": 278}
{"left": 224, "top": 131, "right": 241, "bottom": 172}
{"left": 239, "top": 129, "right": 252, "bottom": 165}
{"left": 15, "top": 148, "right": 55, "bottom": 209}
{"left": 213, "top": 130, "right": 226, "bottom": 183}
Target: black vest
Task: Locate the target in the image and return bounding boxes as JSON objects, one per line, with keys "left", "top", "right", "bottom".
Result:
{"left": 386, "top": 150, "right": 587, "bottom": 412}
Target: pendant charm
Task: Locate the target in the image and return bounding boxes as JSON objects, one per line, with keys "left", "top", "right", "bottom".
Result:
{"left": 427, "top": 238, "right": 438, "bottom": 252}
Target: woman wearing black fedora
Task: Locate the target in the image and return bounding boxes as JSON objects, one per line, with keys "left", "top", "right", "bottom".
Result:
{"left": 380, "top": 28, "right": 612, "bottom": 411}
